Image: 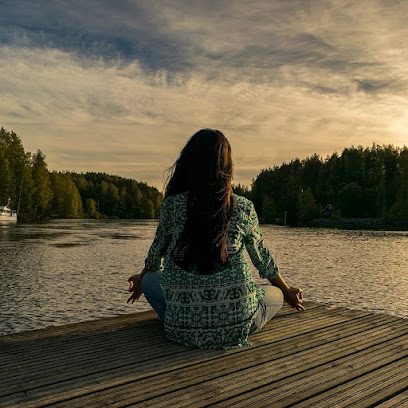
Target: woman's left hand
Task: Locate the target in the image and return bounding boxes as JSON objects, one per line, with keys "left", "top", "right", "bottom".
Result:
{"left": 283, "top": 286, "right": 305, "bottom": 311}
{"left": 127, "top": 274, "right": 143, "bottom": 304}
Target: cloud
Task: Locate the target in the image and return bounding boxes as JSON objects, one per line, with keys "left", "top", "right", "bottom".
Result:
{"left": 1, "top": 0, "right": 408, "bottom": 188}
{"left": 355, "top": 79, "right": 392, "bottom": 93}
{"left": 0, "top": 0, "right": 191, "bottom": 70}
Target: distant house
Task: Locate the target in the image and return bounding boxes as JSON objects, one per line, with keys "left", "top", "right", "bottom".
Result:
{"left": 321, "top": 204, "right": 336, "bottom": 217}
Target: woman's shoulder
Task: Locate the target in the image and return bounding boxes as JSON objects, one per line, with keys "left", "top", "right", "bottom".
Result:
{"left": 232, "top": 195, "right": 256, "bottom": 224}
{"left": 161, "top": 192, "right": 188, "bottom": 209}
{"left": 233, "top": 194, "right": 254, "bottom": 212}
{"left": 163, "top": 191, "right": 188, "bottom": 201}
{"left": 231, "top": 195, "right": 258, "bottom": 231}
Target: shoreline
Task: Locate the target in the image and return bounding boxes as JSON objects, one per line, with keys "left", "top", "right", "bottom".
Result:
{"left": 262, "top": 217, "right": 408, "bottom": 231}
{"left": 307, "top": 217, "right": 408, "bottom": 230}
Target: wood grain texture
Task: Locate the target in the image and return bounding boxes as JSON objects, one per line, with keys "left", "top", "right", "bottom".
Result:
{"left": 1, "top": 302, "right": 407, "bottom": 408}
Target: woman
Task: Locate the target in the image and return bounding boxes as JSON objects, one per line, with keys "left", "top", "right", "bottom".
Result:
{"left": 128, "top": 129, "right": 304, "bottom": 349}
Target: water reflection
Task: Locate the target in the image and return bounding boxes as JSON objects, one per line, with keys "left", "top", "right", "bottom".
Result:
{"left": 1, "top": 220, "right": 407, "bottom": 336}
{"left": 262, "top": 226, "right": 408, "bottom": 320}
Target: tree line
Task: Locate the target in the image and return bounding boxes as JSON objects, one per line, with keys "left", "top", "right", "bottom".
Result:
{"left": 235, "top": 144, "right": 408, "bottom": 225}
{"left": 0, "top": 127, "right": 163, "bottom": 219}
{"left": 3, "top": 126, "right": 407, "bottom": 224}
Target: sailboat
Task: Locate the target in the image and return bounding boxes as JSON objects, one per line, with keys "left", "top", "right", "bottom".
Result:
{"left": 0, "top": 198, "right": 17, "bottom": 222}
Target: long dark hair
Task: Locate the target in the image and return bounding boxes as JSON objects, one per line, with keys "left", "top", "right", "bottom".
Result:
{"left": 165, "top": 129, "right": 235, "bottom": 274}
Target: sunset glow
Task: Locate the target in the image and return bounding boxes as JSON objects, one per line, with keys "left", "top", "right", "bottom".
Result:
{"left": 1, "top": 0, "right": 407, "bottom": 188}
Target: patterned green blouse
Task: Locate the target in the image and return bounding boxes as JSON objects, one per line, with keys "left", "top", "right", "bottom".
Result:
{"left": 145, "top": 193, "right": 279, "bottom": 349}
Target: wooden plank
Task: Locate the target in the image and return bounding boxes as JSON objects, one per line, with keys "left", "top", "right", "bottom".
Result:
{"left": 117, "top": 330, "right": 408, "bottom": 408}
{"left": 14, "top": 316, "right": 406, "bottom": 407}
{"left": 0, "top": 302, "right": 362, "bottom": 382}
{"left": 376, "top": 389, "right": 408, "bottom": 407}
{"left": 0, "top": 304, "right": 376, "bottom": 399}
{"left": 0, "top": 324, "right": 171, "bottom": 378}
{"left": 1, "top": 302, "right": 407, "bottom": 408}
{"left": 0, "top": 310, "right": 158, "bottom": 344}
{"left": 0, "top": 302, "right": 324, "bottom": 349}
{"left": 0, "top": 314, "right": 161, "bottom": 362}
{"left": 213, "top": 336, "right": 408, "bottom": 407}
{"left": 0, "top": 303, "right": 323, "bottom": 357}
{"left": 290, "top": 358, "right": 408, "bottom": 408}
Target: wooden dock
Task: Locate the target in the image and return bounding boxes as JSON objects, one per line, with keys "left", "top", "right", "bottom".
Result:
{"left": 1, "top": 302, "right": 408, "bottom": 407}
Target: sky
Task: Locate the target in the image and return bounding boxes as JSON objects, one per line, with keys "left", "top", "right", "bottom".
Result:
{"left": 1, "top": 0, "right": 408, "bottom": 190}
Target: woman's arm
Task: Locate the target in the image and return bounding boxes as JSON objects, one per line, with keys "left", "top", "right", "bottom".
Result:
{"left": 127, "top": 198, "right": 170, "bottom": 303}
{"left": 244, "top": 202, "right": 304, "bottom": 311}
{"left": 244, "top": 203, "right": 280, "bottom": 281}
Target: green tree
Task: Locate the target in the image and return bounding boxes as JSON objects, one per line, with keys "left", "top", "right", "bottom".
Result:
{"left": 338, "top": 182, "right": 362, "bottom": 217}
{"left": 342, "top": 147, "right": 365, "bottom": 185}
{"left": 31, "top": 150, "right": 53, "bottom": 219}
{"left": 261, "top": 195, "right": 277, "bottom": 223}
{"left": 85, "top": 198, "right": 99, "bottom": 218}
{"left": 0, "top": 127, "right": 31, "bottom": 209}
{"left": 388, "top": 147, "right": 408, "bottom": 219}
{"left": 0, "top": 154, "right": 13, "bottom": 204}
{"left": 360, "top": 188, "right": 378, "bottom": 218}
{"left": 302, "top": 154, "right": 322, "bottom": 193}
{"left": 118, "top": 186, "right": 128, "bottom": 218}
{"left": 97, "top": 180, "right": 109, "bottom": 215}
{"left": 142, "top": 198, "right": 155, "bottom": 219}
{"left": 153, "top": 193, "right": 163, "bottom": 218}
{"left": 107, "top": 183, "right": 120, "bottom": 216}
{"left": 18, "top": 163, "right": 35, "bottom": 216}
{"left": 298, "top": 188, "right": 320, "bottom": 223}
{"left": 50, "top": 172, "right": 83, "bottom": 218}
{"left": 128, "top": 180, "right": 143, "bottom": 218}
{"left": 383, "top": 145, "right": 398, "bottom": 216}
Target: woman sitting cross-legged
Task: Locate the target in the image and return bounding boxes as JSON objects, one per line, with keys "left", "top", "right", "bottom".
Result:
{"left": 128, "top": 129, "right": 304, "bottom": 349}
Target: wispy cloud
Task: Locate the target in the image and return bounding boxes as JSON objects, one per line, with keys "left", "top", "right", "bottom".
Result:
{"left": 1, "top": 0, "right": 408, "bottom": 188}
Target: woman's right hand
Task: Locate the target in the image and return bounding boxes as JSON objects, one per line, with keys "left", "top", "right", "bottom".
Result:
{"left": 127, "top": 274, "right": 143, "bottom": 304}
{"left": 283, "top": 286, "right": 304, "bottom": 311}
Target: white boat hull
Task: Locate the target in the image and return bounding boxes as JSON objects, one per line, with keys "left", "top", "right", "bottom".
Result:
{"left": 0, "top": 202, "right": 17, "bottom": 222}
{"left": 0, "top": 214, "right": 17, "bottom": 222}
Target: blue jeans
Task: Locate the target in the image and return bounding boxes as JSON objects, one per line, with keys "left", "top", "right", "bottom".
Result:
{"left": 249, "top": 285, "right": 283, "bottom": 334}
{"left": 142, "top": 271, "right": 283, "bottom": 333}
{"left": 142, "top": 271, "right": 166, "bottom": 320}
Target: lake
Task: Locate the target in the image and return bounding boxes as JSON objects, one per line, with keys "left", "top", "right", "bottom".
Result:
{"left": 1, "top": 219, "right": 407, "bottom": 336}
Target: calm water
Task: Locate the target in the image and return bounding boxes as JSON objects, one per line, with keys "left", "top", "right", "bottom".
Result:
{"left": 1, "top": 220, "right": 407, "bottom": 336}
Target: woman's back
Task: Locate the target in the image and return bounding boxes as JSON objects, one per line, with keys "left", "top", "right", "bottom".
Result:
{"left": 145, "top": 192, "right": 279, "bottom": 349}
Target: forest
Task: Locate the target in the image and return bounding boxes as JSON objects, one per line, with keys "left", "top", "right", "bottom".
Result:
{"left": 0, "top": 127, "right": 163, "bottom": 219}
{"left": 2, "top": 126, "right": 408, "bottom": 224}
{"left": 234, "top": 144, "right": 408, "bottom": 225}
